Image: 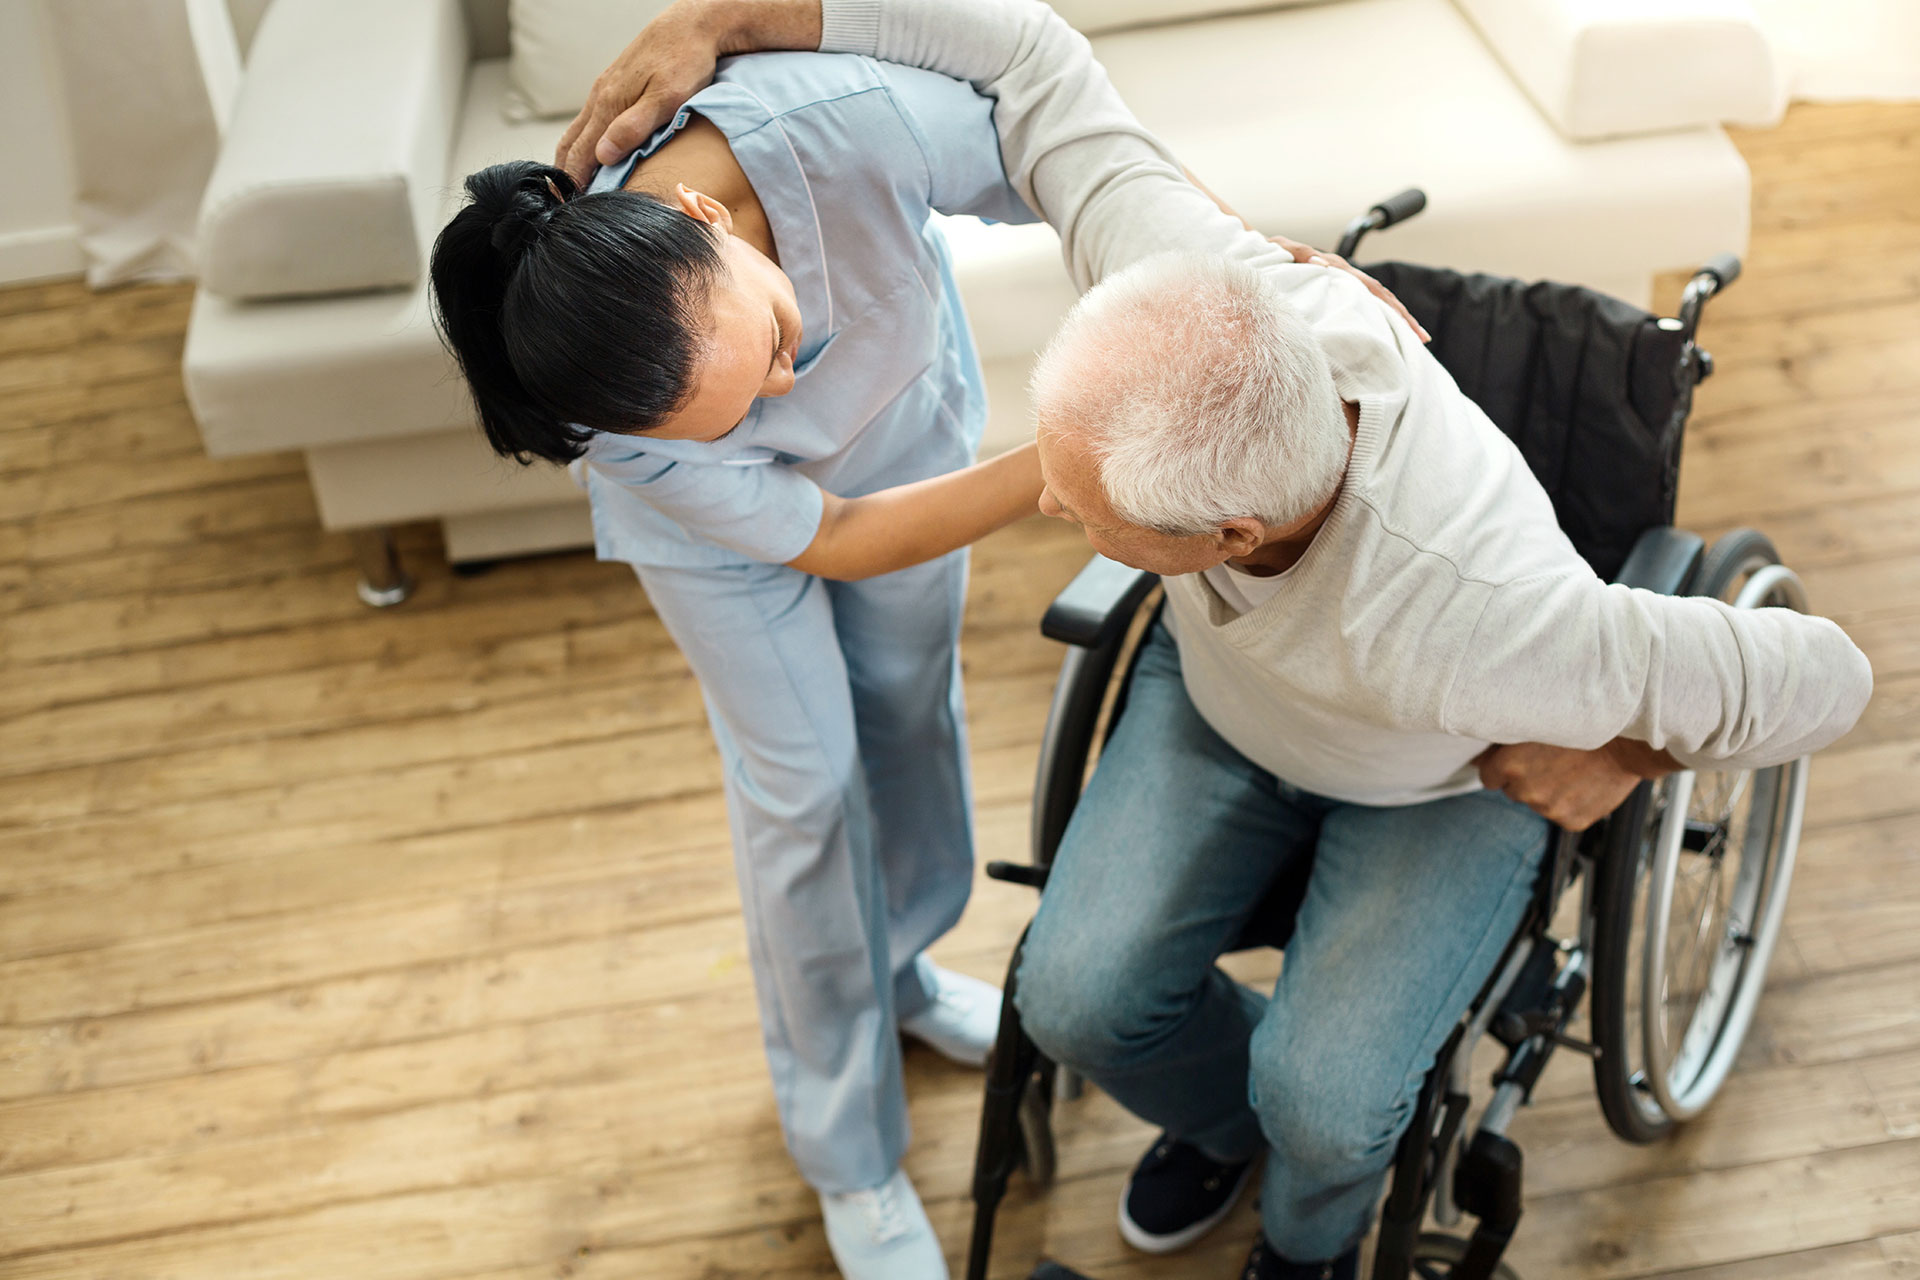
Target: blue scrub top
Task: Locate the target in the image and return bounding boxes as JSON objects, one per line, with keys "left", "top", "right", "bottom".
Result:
{"left": 578, "top": 53, "right": 1037, "bottom": 568}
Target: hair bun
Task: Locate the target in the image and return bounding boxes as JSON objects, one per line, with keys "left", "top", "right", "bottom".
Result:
{"left": 469, "top": 162, "right": 576, "bottom": 262}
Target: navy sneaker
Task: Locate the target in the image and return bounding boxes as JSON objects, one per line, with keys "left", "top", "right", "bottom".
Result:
{"left": 1242, "top": 1234, "right": 1360, "bottom": 1280}
{"left": 1116, "top": 1133, "right": 1258, "bottom": 1254}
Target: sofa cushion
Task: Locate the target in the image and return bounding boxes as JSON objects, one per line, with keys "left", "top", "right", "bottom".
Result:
{"left": 505, "top": 0, "right": 676, "bottom": 119}
{"left": 197, "top": 0, "right": 468, "bottom": 300}
{"left": 1453, "top": 0, "right": 1778, "bottom": 140}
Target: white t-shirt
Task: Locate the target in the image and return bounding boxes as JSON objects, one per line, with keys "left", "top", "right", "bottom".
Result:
{"left": 1202, "top": 562, "right": 1292, "bottom": 617}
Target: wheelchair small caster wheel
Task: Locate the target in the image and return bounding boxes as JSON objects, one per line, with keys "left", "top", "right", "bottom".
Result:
{"left": 1410, "top": 1233, "right": 1519, "bottom": 1280}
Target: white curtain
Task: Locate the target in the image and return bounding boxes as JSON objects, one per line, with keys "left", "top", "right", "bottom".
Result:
{"left": 36, "top": 0, "right": 237, "bottom": 286}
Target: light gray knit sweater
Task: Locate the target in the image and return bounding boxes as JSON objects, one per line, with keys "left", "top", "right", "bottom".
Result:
{"left": 821, "top": 0, "right": 1872, "bottom": 804}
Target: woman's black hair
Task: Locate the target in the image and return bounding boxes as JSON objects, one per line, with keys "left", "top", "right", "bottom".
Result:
{"left": 429, "top": 160, "right": 725, "bottom": 464}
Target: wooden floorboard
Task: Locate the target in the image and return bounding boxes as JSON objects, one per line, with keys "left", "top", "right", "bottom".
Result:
{"left": 2, "top": 101, "right": 1918, "bottom": 1279}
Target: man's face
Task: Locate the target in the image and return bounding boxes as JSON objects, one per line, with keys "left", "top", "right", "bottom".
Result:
{"left": 1035, "top": 420, "right": 1235, "bottom": 575}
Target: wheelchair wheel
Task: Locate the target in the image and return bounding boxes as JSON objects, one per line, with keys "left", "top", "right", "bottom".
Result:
{"left": 1590, "top": 529, "right": 1811, "bottom": 1142}
{"left": 1409, "top": 1232, "right": 1520, "bottom": 1279}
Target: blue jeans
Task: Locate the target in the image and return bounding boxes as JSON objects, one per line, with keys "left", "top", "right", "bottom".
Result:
{"left": 1015, "top": 622, "right": 1548, "bottom": 1260}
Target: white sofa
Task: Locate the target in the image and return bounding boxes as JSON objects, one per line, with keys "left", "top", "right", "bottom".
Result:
{"left": 182, "top": 0, "right": 1779, "bottom": 598}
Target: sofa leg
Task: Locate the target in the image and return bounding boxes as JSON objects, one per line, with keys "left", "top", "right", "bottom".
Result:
{"left": 351, "top": 527, "right": 414, "bottom": 607}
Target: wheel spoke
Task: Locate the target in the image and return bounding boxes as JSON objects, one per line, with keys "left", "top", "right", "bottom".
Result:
{"left": 1665, "top": 861, "right": 1717, "bottom": 1027}
{"left": 1682, "top": 858, "right": 1724, "bottom": 982}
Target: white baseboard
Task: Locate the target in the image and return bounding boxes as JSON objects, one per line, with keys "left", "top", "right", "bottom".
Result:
{"left": 0, "top": 225, "right": 86, "bottom": 286}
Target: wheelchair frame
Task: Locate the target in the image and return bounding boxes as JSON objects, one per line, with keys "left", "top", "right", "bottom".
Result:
{"left": 961, "top": 198, "right": 1792, "bottom": 1280}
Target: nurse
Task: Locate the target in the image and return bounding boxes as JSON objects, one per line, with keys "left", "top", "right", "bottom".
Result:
{"left": 430, "top": 49, "right": 1046, "bottom": 1280}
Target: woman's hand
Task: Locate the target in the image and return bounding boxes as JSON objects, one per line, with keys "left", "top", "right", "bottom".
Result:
{"left": 1269, "top": 235, "right": 1431, "bottom": 344}
{"left": 555, "top": 0, "right": 820, "bottom": 186}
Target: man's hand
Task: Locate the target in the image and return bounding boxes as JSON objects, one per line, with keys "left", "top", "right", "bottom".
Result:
{"left": 554, "top": 0, "right": 822, "bottom": 186}
{"left": 1269, "top": 235, "right": 1431, "bottom": 344}
{"left": 555, "top": 1, "right": 726, "bottom": 186}
{"left": 1475, "top": 739, "right": 1678, "bottom": 831}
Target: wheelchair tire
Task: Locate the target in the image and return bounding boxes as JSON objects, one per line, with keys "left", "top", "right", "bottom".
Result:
{"left": 1409, "top": 1232, "right": 1520, "bottom": 1280}
{"left": 1590, "top": 529, "right": 1810, "bottom": 1143}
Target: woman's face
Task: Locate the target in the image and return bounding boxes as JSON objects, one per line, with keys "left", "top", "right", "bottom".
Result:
{"left": 639, "top": 187, "right": 803, "bottom": 443}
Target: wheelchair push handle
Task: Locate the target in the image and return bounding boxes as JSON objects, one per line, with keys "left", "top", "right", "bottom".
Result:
{"left": 1373, "top": 187, "right": 1428, "bottom": 229}
{"left": 1336, "top": 186, "right": 1427, "bottom": 259}
{"left": 1701, "top": 253, "right": 1742, "bottom": 289}
{"left": 1676, "top": 252, "right": 1743, "bottom": 351}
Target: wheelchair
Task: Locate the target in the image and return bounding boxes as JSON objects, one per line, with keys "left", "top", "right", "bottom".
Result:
{"left": 963, "top": 191, "right": 1813, "bottom": 1280}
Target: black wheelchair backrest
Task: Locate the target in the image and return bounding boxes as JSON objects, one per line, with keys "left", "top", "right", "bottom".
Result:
{"left": 1366, "top": 263, "right": 1697, "bottom": 583}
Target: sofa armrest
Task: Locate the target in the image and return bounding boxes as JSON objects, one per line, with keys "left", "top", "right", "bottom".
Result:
{"left": 197, "top": 0, "right": 468, "bottom": 300}
{"left": 1451, "top": 0, "right": 1779, "bottom": 141}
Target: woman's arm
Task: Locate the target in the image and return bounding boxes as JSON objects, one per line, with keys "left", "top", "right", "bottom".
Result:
{"left": 786, "top": 442, "right": 1043, "bottom": 581}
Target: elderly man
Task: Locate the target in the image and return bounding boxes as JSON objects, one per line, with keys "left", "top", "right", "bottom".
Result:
{"left": 569, "top": 2, "right": 1874, "bottom": 1276}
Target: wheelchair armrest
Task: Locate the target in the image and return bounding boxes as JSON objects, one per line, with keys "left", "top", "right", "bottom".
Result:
{"left": 1611, "top": 526, "right": 1705, "bottom": 596}
{"left": 1040, "top": 555, "right": 1161, "bottom": 648}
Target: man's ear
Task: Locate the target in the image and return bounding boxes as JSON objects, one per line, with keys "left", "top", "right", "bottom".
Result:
{"left": 1217, "top": 517, "right": 1266, "bottom": 558}
{"left": 673, "top": 183, "right": 735, "bottom": 235}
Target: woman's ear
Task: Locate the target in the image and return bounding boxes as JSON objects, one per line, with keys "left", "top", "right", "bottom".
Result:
{"left": 673, "top": 183, "right": 735, "bottom": 236}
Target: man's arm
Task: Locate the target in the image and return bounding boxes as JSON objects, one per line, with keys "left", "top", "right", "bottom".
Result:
{"left": 814, "top": 0, "right": 1305, "bottom": 288}
{"left": 1444, "top": 573, "right": 1873, "bottom": 779}
{"left": 556, "top": 0, "right": 1427, "bottom": 340}
{"left": 817, "top": 0, "right": 1423, "bottom": 360}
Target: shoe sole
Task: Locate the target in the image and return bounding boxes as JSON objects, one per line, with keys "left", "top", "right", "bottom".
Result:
{"left": 1115, "top": 1158, "right": 1257, "bottom": 1255}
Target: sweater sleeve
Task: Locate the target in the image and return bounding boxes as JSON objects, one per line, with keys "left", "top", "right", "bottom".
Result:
{"left": 1440, "top": 571, "right": 1873, "bottom": 772}
{"left": 818, "top": 0, "right": 1298, "bottom": 291}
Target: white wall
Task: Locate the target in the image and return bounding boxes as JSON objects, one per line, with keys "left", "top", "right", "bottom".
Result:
{"left": 0, "top": 0, "right": 83, "bottom": 284}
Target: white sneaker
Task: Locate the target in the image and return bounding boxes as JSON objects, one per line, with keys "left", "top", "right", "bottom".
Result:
{"left": 900, "top": 965, "right": 1002, "bottom": 1067}
{"left": 820, "top": 1168, "right": 950, "bottom": 1280}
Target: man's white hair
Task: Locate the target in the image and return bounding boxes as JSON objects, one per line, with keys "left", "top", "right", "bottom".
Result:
{"left": 1030, "top": 252, "right": 1350, "bottom": 536}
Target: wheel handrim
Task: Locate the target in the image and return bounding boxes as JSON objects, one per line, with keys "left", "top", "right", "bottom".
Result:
{"left": 1635, "top": 557, "right": 1810, "bottom": 1122}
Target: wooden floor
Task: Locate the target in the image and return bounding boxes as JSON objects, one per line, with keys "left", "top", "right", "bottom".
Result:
{"left": 3, "top": 101, "right": 1918, "bottom": 1280}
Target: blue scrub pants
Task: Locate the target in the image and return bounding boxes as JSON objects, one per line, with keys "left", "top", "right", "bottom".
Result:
{"left": 1015, "top": 622, "right": 1548, "bottom": 1259}
{"left": 635, "top": 549, "right": 976, "bottom": 1194}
